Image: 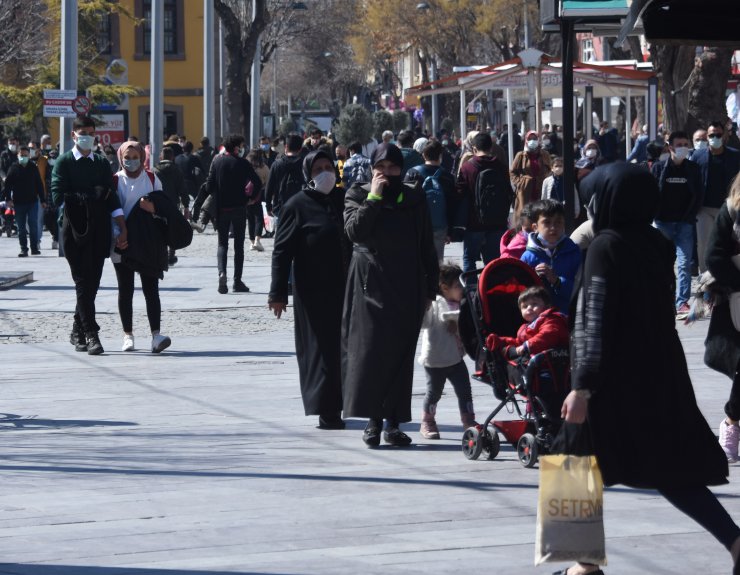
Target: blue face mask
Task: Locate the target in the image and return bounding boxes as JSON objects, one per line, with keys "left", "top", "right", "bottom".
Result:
{"left": 261, "top": 144, "right": 270, "bottom": 152}
{"left": 537, "top": 232, "right": 558, "bottom": 248}
{"left": 123, "top": 159, "right": 141, "bottom": 172}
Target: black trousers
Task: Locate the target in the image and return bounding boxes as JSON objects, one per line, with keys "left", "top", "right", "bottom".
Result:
{"left": 246, "top": 203, "right": 263, "bottom": 241}
{"left": 65, "top": 246, "right": 105, "bottom": 334}
{"left": 114, "top": 263, "right": 161, "bottom": 333}
{"left": 726, "top": 361, "right": 740, "bottom": 421}
{"left": 217, "top": 207, "right": 246, "bottom": 280}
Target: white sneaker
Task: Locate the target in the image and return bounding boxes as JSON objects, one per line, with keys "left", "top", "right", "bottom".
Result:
{"left": 250, "top": 243, "right": 257, "bottom": 251}
{"left": 719, "top": 418, "right": 740, "bottom": 462}
{"left": 151, "top": 334, "right": 171, "bottom": 354}
{"left": 122, "top": 334, "right": 135, "bottom": 352}
{"left": 254, "top": 239, "right": 265, "bottom": 252}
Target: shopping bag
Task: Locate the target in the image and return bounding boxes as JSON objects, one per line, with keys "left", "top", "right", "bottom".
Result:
{"left": 534, "top": 452, "right": 606, "bottom": 566}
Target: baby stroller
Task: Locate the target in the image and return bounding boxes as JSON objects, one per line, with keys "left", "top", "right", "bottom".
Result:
{"left": 0, "top": 201, "right": 17, "bottom": 237}
{"left": 458, "top": 257, "right": 571, "bottom": 467}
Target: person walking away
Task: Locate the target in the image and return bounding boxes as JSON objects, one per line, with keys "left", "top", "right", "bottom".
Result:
{"left": 704, "top": 174, "right": 740, "bottom": 466}
{"left": 455, "top": 132, "right": 513, "bottom": 273}
{"left": 175, "top": 141, "right": 205, "bottom": 202}
{"left": 651, "top": 130, "right": 703, "bottom": 319}
{"left": 4, "top": 146, "right": 45, "bottom": 257}
{"left": 112, "top": 141, "right": 172, "bottom": 353}
{"left": 265, "top": 133, "right": 305, "bottom": 224}
{"left": 204, "top": 134, "right": 263, "bottom": 294}
{"left": 396, "top": 130, "right": 424, "bottom": 177}
{"left": 406, "top": 140, "right": 457, "bottom": 262}
{"left": 520, "top": 199, "right": 581, "bottom": 315}
{"left": 51, "top": 115, "right": 128, "bottom": 355}
{"left": 154, "top": 146, "right": 190, "bottom": 265}
{"left": 559, "top": 162, "right": 740, "bottom": 575}
{"left": 511, "top": 130, "right": 552, "bottom": 222}
{"left": 418, "top": 263, "right": 477, "bottom": 439}
{"left": 196, "top": 137, "right": 216, "bottom": 177}
{"left": 693, "top": 121, "right": 740, "bottom": 274}
{"left": 246, "top": 148, "right": 268, "bottom": 251}
{"left": 341, "top": 141, "right": 372, "bottom": 189}
{"left": 268, "top": 150, "right": 349, "bottom": 430}
{"left": 342, "top": 143, "right": 439, "bottom": 447}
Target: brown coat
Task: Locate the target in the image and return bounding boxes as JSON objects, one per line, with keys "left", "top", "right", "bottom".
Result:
{"left": 510, "top": 149, "right": 552, "bottom": 220}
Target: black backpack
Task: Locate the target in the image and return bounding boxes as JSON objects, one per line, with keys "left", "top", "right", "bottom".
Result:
{"left": 279, "top": 159, "right": 305, "bottom": 206}
{"left": 474, "top": 163, "right": 513, "bottom": 228}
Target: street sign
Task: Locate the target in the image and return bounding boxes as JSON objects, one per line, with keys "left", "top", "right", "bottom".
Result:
{"left": 94, "top": 112, "right": 128, "bottom": 149}
{"left": 73, "top": 95, "right": 91, "bottom": 115}
{"left": 43, "top": 89, "right": 77, "bottom": 118}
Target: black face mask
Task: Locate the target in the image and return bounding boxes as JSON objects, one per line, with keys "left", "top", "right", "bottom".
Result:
{"left": 383, "top": 175, "right": 404, "bottom": 202}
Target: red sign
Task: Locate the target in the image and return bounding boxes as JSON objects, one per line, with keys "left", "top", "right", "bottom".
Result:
{"left": 73, "top": 96, "right": 91, "bottom": 115}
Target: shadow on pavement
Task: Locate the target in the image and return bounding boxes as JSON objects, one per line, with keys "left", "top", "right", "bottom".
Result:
{"left": 164, "top": 350, "right": 295, "bottom": 358}
{"left": 18, "top": 286, "right": 199, "bottom": 292}
{"left": 0, "top": 413, "right": 137, "bottom": 430}
{"left": 0, "top": 566, "right": 291, "bottom": 575}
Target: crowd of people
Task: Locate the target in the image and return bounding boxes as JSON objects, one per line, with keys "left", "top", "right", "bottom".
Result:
{"left": 3, "top": 114, "right": 740, "bottom": 572}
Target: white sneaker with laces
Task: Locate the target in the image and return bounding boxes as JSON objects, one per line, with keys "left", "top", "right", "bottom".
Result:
{"left": 151, "top": 333, "right": 171, "bottom": 354}
{"left": 719, "top": 418, "right": 740, "bottom": 462}
{"left": 122, "top": 334, "right": 135, "bottom": 352}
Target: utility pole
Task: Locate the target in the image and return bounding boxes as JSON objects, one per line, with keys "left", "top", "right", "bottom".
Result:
{"left": 250, "top": 2, "right": 261, "bottom": 147}
{"left": 60, "top": 0, "right": 78, "bottom": 155}
{"left": 204, "top": 0, "right": 215, "bottom": 145}
{"left": 149, "top": 1, "right": 164, "bottom": 164}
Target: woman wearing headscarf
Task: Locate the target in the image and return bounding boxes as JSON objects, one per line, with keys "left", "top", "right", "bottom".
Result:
{"left": 112, "top": 141, "right": 171, "bottom": 354}
{"left": 510, "top": 130, "right": 552, "bottom": 222}
{"left": 342, "top": 143, "right": 439, "bottom": 447}
{"left": 559, "top": 163, "right": 740, "bottom": 575}
{"left": 574, "top": 139, "right": 604, "bottom": 194}
{"left": 268, "top": 150, "right": 349, "bottom": 430}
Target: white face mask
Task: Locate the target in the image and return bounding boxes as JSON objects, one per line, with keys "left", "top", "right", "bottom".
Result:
{"left": 75, "top": 134, "right": 95, "bottom": 151}
{"left": 526, "top": 139, "right": 539, "bottom": 151}
{"left": 659, "top": 152, "right": 670, "bottom": 163}
{"left": 673, "top": 146, "right": 690, "bottom": 161}
{"left": 8, "top": 144, "right": 16, "bottom": 153}
{"left": 310, "top": 170, "right": 335, "bottom": 194}
{"left": 542, "top": 138, "right": 551, "bottom": 147}
{"left": 708, "top": 135, "right": 723, "bottom": 150}
{"left": 585, "top": 148, "right": 597, "bottom": 159}
{"left": 693, "top": 140, "right": 708, "bottom": 151}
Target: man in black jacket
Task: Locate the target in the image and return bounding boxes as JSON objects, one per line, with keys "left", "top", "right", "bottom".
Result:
{"left": 651, "top": 130, "right": 703, "bottom": 318}
{"left": 205, "top": 133, "right": 263, "bottom": 294}
{"left": 265, "top": 133, "right": 305, "bottom": 219}
{"left": 4, "top": 146, "right": 45, "bottom": 257}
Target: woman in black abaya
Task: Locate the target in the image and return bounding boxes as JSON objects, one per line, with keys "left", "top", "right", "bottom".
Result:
{"left": 268, "top": 150, "right": 348, "bottom": 429}
{"left": 558, "top": 163, "right": 740, "bottom": 575}
{"left": 342, "top": 143, "right": 439, "bottom": 447}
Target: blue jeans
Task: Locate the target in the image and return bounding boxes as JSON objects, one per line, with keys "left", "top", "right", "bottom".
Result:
{"left": 462, "top": 229, "right": 505, "bottom": 273}
{"left": 655, "top": 220, "right": 693, "bottom": 307}
{"left": 14, "top": 201, "right": 39, "bottom": 252}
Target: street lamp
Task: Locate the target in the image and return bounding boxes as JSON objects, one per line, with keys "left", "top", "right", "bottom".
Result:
{"left": 416, "top": 2, "right": 438, "bottom": 136}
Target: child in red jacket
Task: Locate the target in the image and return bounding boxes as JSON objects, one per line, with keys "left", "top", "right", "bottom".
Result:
{"left": 486, "top": 286, "right": 569, "bottom": 361}
{"left": 499, "top": 203, "right": 534, "bottom": 260}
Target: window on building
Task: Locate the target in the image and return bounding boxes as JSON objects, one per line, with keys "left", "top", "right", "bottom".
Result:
{"left": 582, "top": 38, "right": 595, "bottom": 62}
{"left": 143, "top": 0, "right": 178, "bottom": 55}
{"left": 97, "top": 13, "right": 112, "bottom": 54}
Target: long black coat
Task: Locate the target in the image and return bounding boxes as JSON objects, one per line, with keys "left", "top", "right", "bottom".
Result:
{"left": 572, "top": 164, "right": 727, "bottom": 488}
{"left": 269, "top": 188, "right": 348, "bottom": 416}
{"left": 704, "top": 202, "right": 740, "bottom": 379}
{"left": 341, "top": 182, "right": 439, "bottom": 423}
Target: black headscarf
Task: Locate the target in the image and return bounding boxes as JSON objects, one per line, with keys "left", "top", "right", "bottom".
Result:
{"left": 579, "top": 162, "right": 659, "bottom": 233}
{"left": 370, "top": 143, "right": 404, "bottom": 168}
{"left": 302, "top": 149, "right": 334, "bottom": 183}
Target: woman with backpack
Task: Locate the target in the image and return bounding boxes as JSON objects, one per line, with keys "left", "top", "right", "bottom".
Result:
{"left": 112, "top": 141, "right": 172, "bottom": 354}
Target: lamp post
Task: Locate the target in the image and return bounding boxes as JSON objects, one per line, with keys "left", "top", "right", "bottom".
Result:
{"left": 250, "top": 1, "right": 261, "bottom": 147}
{"left": 149, "top": 0, "right": 164, "bottom": 164}
{"left": 416, "top": 2, "right": 438, "bottom": 136}
{"left": 204, "top": 0, "right": 215, "bottom": 145}
{"left": 59, "top": 0, "right": 78, "bottom": 155}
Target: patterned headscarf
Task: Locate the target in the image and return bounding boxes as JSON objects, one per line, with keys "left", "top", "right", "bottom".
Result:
{"left": 117, "top": 141, "right": 146, "bottom": 178}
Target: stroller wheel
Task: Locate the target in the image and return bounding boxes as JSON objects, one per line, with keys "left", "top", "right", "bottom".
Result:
{"left": 517, "top": 433, "right": 539, "bottom": 468}
{"left": 482, "top": 427, "right": 501, "bottom": 460}
{"left": 462, "top": 427, "right": 484, "bottom": 460}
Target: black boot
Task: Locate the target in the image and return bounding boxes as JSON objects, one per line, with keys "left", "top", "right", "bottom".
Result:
{"left": 70, "top": 322, "right": 87, "bottom": 352}
{"left": 233, "top": 280, "right": 250, "bottom": 293}
{"left": 85, "top": 332, "right": 104, "bottom": 356}
{"left": 218, "top": 273, "right": 228, "bottom": 294}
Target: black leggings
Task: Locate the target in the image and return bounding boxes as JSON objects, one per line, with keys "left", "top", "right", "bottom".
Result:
{"left": 726, "top": 360, "right": 740, "bottom": 421}
{"left": 217, "top": 207, "right": 246, "bottom": 280}
{"left": 114, "top": 263, "right": 161, "bottom": 333}
{"left": 658, "top": 484, "right": 740, "bottom": 550}
{"left": 246, "top": 203, "right": 263, "bottom": 241}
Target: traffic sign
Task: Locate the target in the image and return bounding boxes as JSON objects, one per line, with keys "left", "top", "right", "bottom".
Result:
{"left": 43, "top": 89, "right": 77, "bottom": 118}
{"left": 73, "top": 95, "right": 91, "bottom": 115}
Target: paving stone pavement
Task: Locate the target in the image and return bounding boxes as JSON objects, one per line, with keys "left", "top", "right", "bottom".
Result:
{"left": 0, "top": 229, "right": 739, "bottom": 574}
